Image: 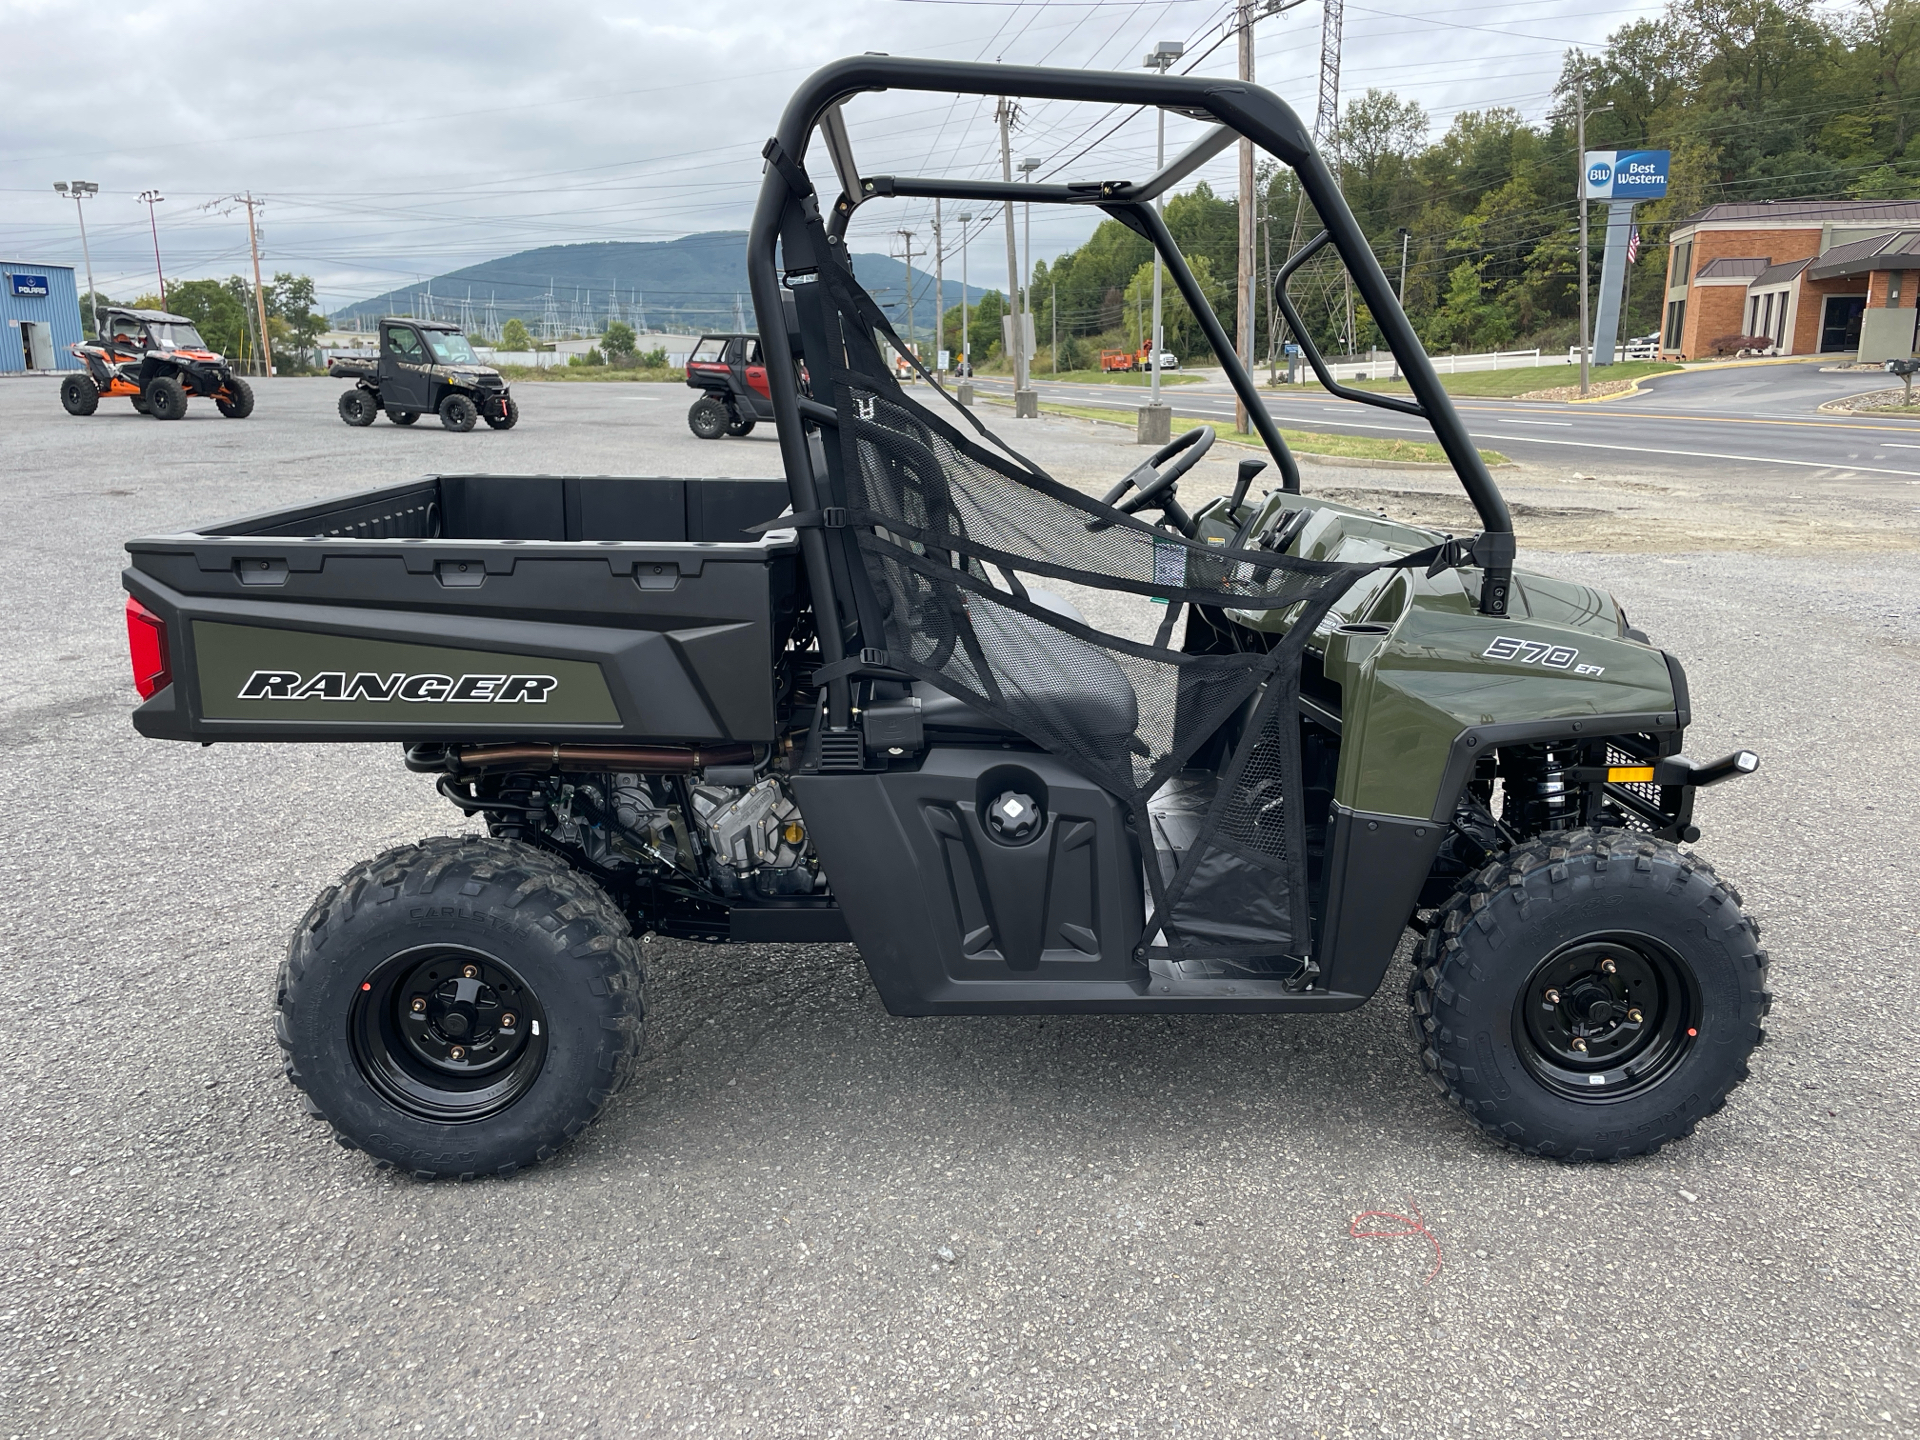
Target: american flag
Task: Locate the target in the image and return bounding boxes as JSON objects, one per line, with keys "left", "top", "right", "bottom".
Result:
{"left": 1627, "top": 227, "right": 1642, "bottom": 264}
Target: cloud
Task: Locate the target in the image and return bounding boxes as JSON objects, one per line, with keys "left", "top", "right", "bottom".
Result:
{"left": 0, "top": 0, "right": 1647, "bottom": 310}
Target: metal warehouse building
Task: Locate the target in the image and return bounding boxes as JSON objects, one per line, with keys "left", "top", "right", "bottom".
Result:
{"left": 0, "top": 262, "right": 82, "bottom": 373}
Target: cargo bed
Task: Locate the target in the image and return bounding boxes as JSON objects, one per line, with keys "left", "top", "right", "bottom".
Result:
{"left": 123, "top": 473, "right": 801, "bottom": 744}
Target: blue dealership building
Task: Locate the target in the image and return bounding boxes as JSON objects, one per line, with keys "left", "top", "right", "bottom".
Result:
{"left": 0, "top": 262, "right": 83, "bottom": 372}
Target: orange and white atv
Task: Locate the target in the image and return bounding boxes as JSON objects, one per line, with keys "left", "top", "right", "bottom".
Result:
{"left": 61, "top": 306, "right": 254, "bottom": 421}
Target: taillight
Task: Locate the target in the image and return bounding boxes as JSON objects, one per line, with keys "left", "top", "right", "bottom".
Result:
{"left": 125, "top": 596, "right": 172, "bottom": 699}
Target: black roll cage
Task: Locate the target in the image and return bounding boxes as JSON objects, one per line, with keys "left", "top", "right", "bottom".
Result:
{"left": 746, "top": 56, "right": 1517, "bottom": 726}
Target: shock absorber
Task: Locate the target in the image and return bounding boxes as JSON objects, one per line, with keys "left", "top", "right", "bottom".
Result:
{"left": 1504, "top": 742, "right": 1582, "bottom": 835}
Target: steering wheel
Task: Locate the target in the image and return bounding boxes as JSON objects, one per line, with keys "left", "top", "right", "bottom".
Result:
{"left": 1088, "top": 425, "right": 1214, "bottom": 535}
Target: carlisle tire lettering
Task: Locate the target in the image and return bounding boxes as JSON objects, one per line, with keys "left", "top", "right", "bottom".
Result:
{"left": 239, "top": 669, "right": 556, "bottom": 703}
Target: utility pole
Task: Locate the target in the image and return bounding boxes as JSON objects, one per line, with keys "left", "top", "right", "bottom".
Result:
{"left": 1577, "top": 76, "right": 1591, "bottom": 398}
{"left": 1051, "top": 279, "right": 1057, "bottom": 372}
{"left": 137, "top": 190, "right": 167, "bottom": 307}
{"left": 234, "top": 193, "right": 273, "bottom": 377}
{"left": 52, "top": 182, "right": 100, "bottom": 339}
{"left": 933, "top": 198, "right": 945, "bottom": 378}
{"left": 894, "top": 229, "right": 918, "bottom": 371}
{"left": 1235, "top": 0, "right": 1256, "bottom": 434}
{"left": 957, "top": 211, "right": 974, "bottom": 403}
{"left": 1141, "top": 40, "right": 1184, "bottom": 441}
{"left": 998, "top": 98, "right": 1034, "bottom": 416}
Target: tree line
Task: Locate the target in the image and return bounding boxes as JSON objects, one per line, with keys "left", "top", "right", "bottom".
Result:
{"left": 104, "top": 274, "right": 328, "bottom": 371}
{"left": 942, "top": 0, "right": 1920, "bottom": 367}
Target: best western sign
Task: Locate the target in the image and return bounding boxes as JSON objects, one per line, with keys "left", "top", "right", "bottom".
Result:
{"left": 1583, "top": 150, "right": 1670, "bottom": 201}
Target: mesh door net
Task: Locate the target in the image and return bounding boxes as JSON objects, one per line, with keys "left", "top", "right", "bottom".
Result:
{"left": 793, "top": 244, "right": 1383, "bottom": 972}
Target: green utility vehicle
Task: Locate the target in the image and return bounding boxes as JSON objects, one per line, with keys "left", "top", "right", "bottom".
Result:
{"left": 332, "top": 318, "right": 517, "bottom": 431}
{"left": 121, "top": 57, "right": 1766, "bottom": 1180}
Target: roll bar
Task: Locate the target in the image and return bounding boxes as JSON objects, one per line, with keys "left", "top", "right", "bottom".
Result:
{"left": 745, "top": 57, "right": 1516, "bottom": 686}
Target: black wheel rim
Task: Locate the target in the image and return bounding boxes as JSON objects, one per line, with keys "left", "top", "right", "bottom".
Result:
{"left": 1512, "top": 932, "right": 1700, "bottom": 1103}
{"left": 349, "top": 945, "right": 548, "bottom": 1123}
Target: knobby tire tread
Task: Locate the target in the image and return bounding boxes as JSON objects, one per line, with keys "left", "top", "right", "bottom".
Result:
{"left": 1406, "top": 828, "right": 1770, "bottom": 1162}
{"left": 275, "top": 835, "right": 644, "bottom": 1180}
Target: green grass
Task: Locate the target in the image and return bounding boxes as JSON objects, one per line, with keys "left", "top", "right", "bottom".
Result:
{"left": 493, "top": 364, "right": 684, "bottom": 383}
{"left": 980, "top": 395, "right": 1508, "bottom": 466}
{"left": 1330, "top": 359, "right": 1680, "bottom": 398}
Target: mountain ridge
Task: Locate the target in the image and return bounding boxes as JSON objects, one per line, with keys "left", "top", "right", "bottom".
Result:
{"left": 331, "top": 232, "right": 989, "bottom": 338}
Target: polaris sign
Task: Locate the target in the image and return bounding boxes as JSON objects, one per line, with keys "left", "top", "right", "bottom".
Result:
{"left": 8, "top": 273, "right": 50, "bottom": 297}
{"left": 1583, "top": 150, "right": 1669, "bottom": 200}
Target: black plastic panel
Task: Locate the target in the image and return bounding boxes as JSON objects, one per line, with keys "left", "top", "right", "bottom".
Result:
{"left": 794, "top": 749, "right": 1144, "bottom": 1014}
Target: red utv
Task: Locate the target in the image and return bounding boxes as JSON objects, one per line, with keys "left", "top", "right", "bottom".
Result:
{"left": 684, "top": 333, "right": 774, "bottom": 438}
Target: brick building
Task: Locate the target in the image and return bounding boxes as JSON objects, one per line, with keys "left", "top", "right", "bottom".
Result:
{"left": 1660, "top": 199, "right": 1920, "bottom": 361}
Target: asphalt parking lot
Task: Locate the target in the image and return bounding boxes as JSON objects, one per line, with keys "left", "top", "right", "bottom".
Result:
{"left": 2, "top": 375, "right": 1917, "bottom": 1438}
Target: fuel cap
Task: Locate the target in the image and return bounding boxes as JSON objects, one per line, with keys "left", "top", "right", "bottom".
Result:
{"left": 986, "top": 790, "right": 1041, "bottom": 843}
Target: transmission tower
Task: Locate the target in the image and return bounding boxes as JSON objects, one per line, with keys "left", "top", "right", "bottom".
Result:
{"left": 1315, "top": 0, "right": 1343, "bottom": 153}
{"left": 542, "top": 281, "right": 560, "bottom": 341}
{"left": 1280, "top": 0, "right": 1352, "bottom": 361}
{"left": 483, "top": 290, "right": 500, "bottom": 340}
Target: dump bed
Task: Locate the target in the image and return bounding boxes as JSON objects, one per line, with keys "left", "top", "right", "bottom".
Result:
{"left": 123, "top": 474, "right": 800, "bottom": 745}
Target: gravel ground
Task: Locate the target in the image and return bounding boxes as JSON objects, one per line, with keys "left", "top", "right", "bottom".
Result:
{"left": 1, "top": 376, "right": 1916, "bottom": 1438}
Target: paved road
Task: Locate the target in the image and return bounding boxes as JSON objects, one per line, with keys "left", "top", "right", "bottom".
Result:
{"left": 1, "top": 376, "right": 1915, "bottom": 1437}
{"left": 972, "top": 359, "right": 1920, "bottom": 479}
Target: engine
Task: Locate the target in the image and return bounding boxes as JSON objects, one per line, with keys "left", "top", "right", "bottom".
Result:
{"left": 461, "top": 763, "right": 822, "bottom": 906}
{"left": 686, "top": 777, "right": 817, "bottom": 897}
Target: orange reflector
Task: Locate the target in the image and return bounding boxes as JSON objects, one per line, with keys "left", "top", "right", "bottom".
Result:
{"left": 1607, "top": 765, "right": 1656, "bottom": 783}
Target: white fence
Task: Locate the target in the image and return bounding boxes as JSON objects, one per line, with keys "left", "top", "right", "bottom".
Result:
{"left": 1319, "top": 340, "right": 1660, "bottom": 383}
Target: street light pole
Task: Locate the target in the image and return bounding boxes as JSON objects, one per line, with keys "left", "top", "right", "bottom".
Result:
{"left": 53, "top": 181, "right": 100, "bottom": 339}
{"left": 1577, "top": 79, "right": 1590, "bottom": 398}
{"left": 1139, "top": 40, "right": 1185, "bottom": 443}
{"left": 932, "top": 198, "right": 944, "bottom": 378}
{"left": 138, "top": 190, "right": 167, "bottom": 308}
{"left": 1019, "top": 156, "right": 1040, "bottom": 372}
{"left": 958, "top": 211, "right": 973, "bottom": 383}
{"left": 1391, "top": 227, "right": 1411, "bottom": 380}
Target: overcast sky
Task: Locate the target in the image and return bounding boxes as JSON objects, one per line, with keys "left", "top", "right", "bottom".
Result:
{"left": 1, "top": 0, "right": 1664, "bottom": 314}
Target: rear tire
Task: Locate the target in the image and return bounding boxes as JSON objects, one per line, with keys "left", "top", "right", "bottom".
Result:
{"left": 1409, "top": 829, "right": 1768, "bottom": 1161}
{"left": 215, "top": 375, "right": 254, "bottom": 418}
{"left": 146, "top": 374, "right": 189, "bottom": 420}
{"left": 388, "top": 409, "right": 419, "bottom": 426}
{"left": 60, "top": 373, "right": 100, "bottom": 416}
{"left": 131, "top": 395, "right": 152, "bottom": 414}
{"left": 725, "top": 414, "right": 756, "bottom": 436}
{"left": 439, "top": 394, "right": 478, "bottom": 432}
{"left": 482, "top": 394, "right": 519, "bottom": 430}
{"left": 688, "top": 395, "right": 728, "bottom": 439}
{"left": 338, "top": 388, "right": 378, "bottom": 426}
{"left": 275, "top": 836, "right": 645, "bottom": 1179}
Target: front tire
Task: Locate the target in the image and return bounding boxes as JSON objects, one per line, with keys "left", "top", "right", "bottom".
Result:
{"left": 146, "top": 374, "right": 189, "bottom": 420}
{"left": 439, "top": 394, "right": 478, "bottom": 432}
{"left": 688, "top": 395, "right": 728, "bottom": 439}
{"left": 483, "top": 395, "right": 519, "bottom": 430}
{"left": 215, "top": 375, "right": 255, "bottom": 418}
{"left": 338, "top": 388, "right": 378, "bottom": 426}
{"left": 61, "top": 373, "right": 100, "bottom": 415}
{"left": 725, "top": 414, "right": 756, "bottom": 436}
{"left": 1409, "top": 830, "right": 1768, "bottom": 1161}
{"left": 275, "top": 836, "right": 645, "bottom": 1179}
